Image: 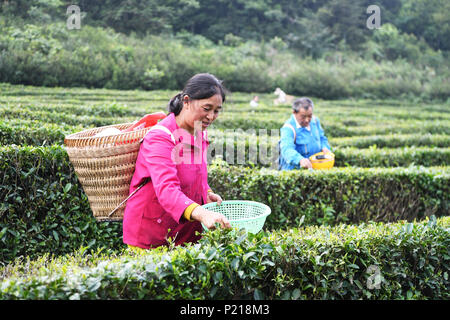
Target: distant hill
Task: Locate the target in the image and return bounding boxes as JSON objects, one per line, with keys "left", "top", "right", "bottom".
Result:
{"left": 1, "top": 0, "right": 449, "bottom": 53}
{"left": 0, "top": 0, "right": 448, "bottom": 99}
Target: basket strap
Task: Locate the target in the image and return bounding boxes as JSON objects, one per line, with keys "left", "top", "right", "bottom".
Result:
{"left": 282, "top": 123, "right": 296, "bottom": 141}
{"left": 140, "top": 124, "right": 176, "bottom": 144}
{"left": 107, "top": 178, "right": 150, "bottom": 218}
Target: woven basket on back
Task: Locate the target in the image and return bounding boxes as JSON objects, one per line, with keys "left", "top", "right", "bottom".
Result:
{"left": 64, "top": 123, "right": 152, "bottom": 222}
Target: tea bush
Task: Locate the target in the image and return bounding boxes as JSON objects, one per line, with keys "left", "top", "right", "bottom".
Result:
{"left": 0, "top": 144, "right": 124, "bottom": 263}
{"left": 330, "top": 134, "right": 450, "bottom": 148}
{"left": 0, "top": 119, "right": 78, "bottom": 146}
{"left": 208, "top": 138, "right": 449, "bottom": 167}
{"left": 332, "top": 147, "right": 450, "bottom": 168}
{"left": 1, "top": 119, "right": 448, "bottom": 168}
{"left": 208, "top": 164, "right": 449, "bottom": 229}
{"left": 1, "top": 217, "right": 448, "bottom": 300}
{"left": 1, "top": 144, "right": 448, "bottom": 263}
{"left": 0, "top": 106, "right": 131, "bottom": 128}
{"left": 0, "top": 85, "right": 448, "bottom": 301}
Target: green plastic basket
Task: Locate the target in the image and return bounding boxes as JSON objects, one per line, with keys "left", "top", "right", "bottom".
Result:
{"left": 201, "top": 200, "right": 271, "bottom": 234}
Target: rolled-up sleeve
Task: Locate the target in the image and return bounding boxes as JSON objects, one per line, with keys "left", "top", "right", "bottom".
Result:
{"left": 280, "top": 126, "right": 303, "bottom": 167}
{"left": 141, "top": 131, "right": 197, "bottom": 224}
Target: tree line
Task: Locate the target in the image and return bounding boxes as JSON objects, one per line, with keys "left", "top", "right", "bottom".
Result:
{"left": 1, "top": 0, "right": 449, "bottom": 55}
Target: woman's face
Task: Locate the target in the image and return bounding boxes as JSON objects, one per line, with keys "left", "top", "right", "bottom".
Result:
{"left": 182, "top": 93, "right": 223, "bottom": 132}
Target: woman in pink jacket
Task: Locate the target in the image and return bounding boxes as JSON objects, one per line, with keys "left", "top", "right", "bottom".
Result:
{"left": 123, "top": 73, "right": 231, "bottom": 249}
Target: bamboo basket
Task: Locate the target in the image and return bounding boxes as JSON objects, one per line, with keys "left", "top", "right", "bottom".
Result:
{"left": 64, "top": 123, "right": 152, "bottom": 222}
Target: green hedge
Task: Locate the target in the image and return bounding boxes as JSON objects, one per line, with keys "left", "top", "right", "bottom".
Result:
{"left": 0, "top": 101, "right": 137, "bottom": 118}
{"left": 1, "top": 217, "right": 449, "bottom": 300}
{"left": 0, "top": 144, "right": 124, "bottom": 264}
{"left": 311, "top": 121, "right": 450, "bottom": 138}
{"left": 333, "top": 147, "right": 450, "bottom": 168}
{"left": 2, "top": 121, "right": 448, "bottom": 168}
{"left": 330, "top": 134, "right": 450, "bottom": 148}
{"left": 208, "top": 163, "right": 449, "bottom": 229}
{"left": 0, "top": 119, "right": 77, "bottom": 146}
{"left": 207, "top": 135, "right": 449, "bottom": 167}
{"left": 209, "top": 119, "right": 450, "bottom": 137}
{"left": 0, "top": 106, "right": 131, "bottom": 128}
{"left": 1, "top": 144, "right": 448, "bottom": 263}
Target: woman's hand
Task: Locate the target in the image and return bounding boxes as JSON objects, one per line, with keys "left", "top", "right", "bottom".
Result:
{"left": 322, "top": 147, "right": 331, "bottom": 154}
{"left": 191, "top": 206, "right": 231, "bottom": 230}
{"left": 207, "top": 191, "right": 223, "bottom": 205}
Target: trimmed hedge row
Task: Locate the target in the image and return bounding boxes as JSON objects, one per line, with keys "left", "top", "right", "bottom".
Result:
{"left": 0, "top": 119, "right": 79, "bottom": 146}
{"left": 208, "top": 139, "right": 449, "bottom": 167}
{"left": 208, "top": 163, "right": 449, "bottom": 229}
{"left": 323, "top": 122, "right": 450, "bottom": 137}
{"left": 2, "top": 103, "right": 449, "bottom": 138}
{"left": 2, "top": 122, "right": 448, "bottom": 168}
{"left": 0, "top": 101, "right": 141, "bottom": 118}
{"left": 0, "top": 144, "right": 124, "bottom": 264}
{"left": 1, "top": 217, "right": 449, "bottom": 300}
{"left": 333, "top": 147, "right": 450, "bottom": 168}
{"left": 212, "top": 114, "right": 450, "bottom": 137}
{"left": 330, "top": 134, "right": 450, "bottom": 148}
{"left": 0, "top": 107, "right": 133, "bottom": 128}
{"left": 1, "top": 144, "right": 448, "bottom": 263}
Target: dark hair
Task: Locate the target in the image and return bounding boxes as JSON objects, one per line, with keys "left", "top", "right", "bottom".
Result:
{"left": 292, "top": 97, "right": 314, "bottom": 113}
{"left": 168, "top": 73, "right": 227, "bottom": 116}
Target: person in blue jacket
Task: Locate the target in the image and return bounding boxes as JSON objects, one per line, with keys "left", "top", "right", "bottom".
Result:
{"left": 279, "top": 97, "right": 331, "bottom": 170}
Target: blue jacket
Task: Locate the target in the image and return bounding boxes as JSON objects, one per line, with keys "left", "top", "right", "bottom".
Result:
{"left": 279, "top": 114, "right": 331, "bottom": 170}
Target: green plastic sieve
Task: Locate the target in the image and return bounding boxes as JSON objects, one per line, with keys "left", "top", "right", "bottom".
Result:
{"left": 201, "top": 200, "right": 271, "bottom": 234}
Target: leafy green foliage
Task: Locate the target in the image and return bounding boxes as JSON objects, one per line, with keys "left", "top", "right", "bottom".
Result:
{"left": 2, "top": 0, "right": 449, "bottom": 56}
{"left": 0, "top": 144, "right": 125, "bottom": 264}
{"left": 1, "top": 217, "right": 448, "bottom": 300}
{"left": 0, "top": 21, "right": 448, "bottom": 99}
{"left": 0, "top": 80, "right": 448, "bottom": 299}
{"left": 0, "top": 142, "right": 448, "bottom": 264}
{"left": 208, "top": 165, "right": 449, "bottom": 229}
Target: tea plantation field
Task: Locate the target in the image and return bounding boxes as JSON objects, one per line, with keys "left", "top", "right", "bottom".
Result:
{"left": 0, "top": 83, "right": 449, "bottom": 300}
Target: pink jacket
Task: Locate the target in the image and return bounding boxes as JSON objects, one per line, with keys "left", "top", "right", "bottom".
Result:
{"left": 123, "top": 113, "right": 211, "bottom": 249}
